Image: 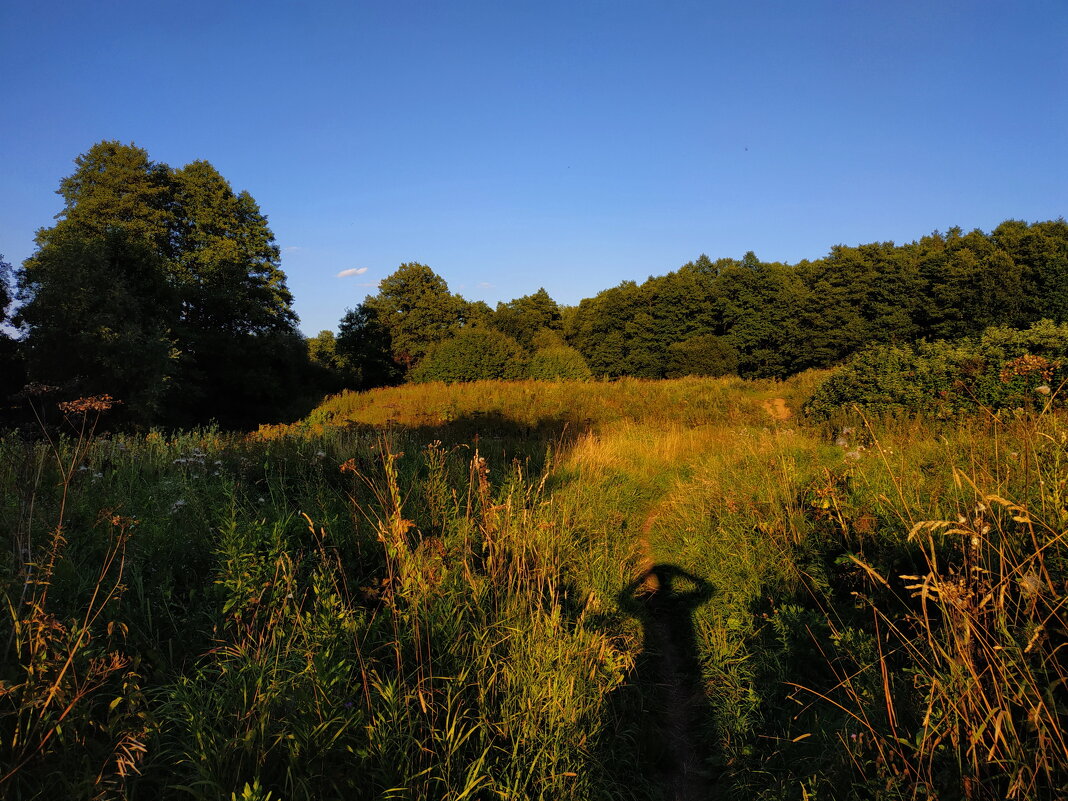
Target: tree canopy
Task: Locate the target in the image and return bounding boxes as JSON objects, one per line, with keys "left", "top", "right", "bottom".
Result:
{"left": 362, "top": 262, "right": 468, "bottom": 369}
{"left": 14, "top": 141, "right": 311, "bottom": 428}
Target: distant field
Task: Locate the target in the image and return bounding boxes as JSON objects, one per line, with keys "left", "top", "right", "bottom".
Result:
{"left": 2, "top": 375, "right": 1065, "bottom": 800}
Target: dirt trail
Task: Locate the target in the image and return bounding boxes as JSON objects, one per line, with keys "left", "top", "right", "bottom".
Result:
{"left": 762, "top": 397, "right": 792, "bottom": 421}
{"left": 634, "top": 514, "right": 713, "bottom": 801}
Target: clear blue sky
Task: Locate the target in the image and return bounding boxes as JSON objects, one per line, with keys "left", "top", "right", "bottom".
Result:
{"left": 2, "top": 0, "right": 1066, "bottom": 336}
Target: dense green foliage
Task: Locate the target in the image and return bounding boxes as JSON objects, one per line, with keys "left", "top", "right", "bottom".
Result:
{"left": 0, "top": 254, "right": 13, "bottom": 326}
{"left": 328, "top": 220, "right": 1067, "bottom": 388}
{"left": 527, "top": 343, "right": 593, "bottom": 380}
{"left": 335, "top": 303, "right": 403, "bottom": 389}
{"left": 361, "top": 262, "right": 469, "bottom": 369}
{"left": 488, "top": 288, "right": 563, "bottom": 349}
{"left": 562, "top": 223, "right": 1068, "bottom": 380}
{"left": 805, "top": 319, "right": 1068, "bottom": 418}
{"left": 409, "top": 326, "right": 527, "bottom": 383}
{"left": 13, "top": 142, "right": 315, "bottom": 429}
{"left": 16, "top": 228, "right": 176, "bottom": 424}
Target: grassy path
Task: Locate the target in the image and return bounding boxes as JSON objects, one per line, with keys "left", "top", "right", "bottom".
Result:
{"left": 634, "top": 521, "right": 715, "bottom": 800}
{"left": 552, "top": 398, "right": 799, "bottom": 798}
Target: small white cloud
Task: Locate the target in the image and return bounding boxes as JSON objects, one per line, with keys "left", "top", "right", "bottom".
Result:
{"left": 336, "top": 267, "right": 369, "bottom": 278}
{"left": 284, "top": 246, "right": 301, "bottom": 253}
{"left": 477, "top": 281, "right": 493, "bottom": 289}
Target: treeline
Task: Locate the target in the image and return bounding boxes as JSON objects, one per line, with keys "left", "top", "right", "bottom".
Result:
{"left": 2, "top": 140, "right": 1067, "bottom": 429}
{"left": 318, "top": 220, "right": 1068, "bottom": 389}
{"left": 316, "top": 265, "right": 592, "bottom": 391}
{"left": 565, "top": 223, "right": 1068, "bottom": 379}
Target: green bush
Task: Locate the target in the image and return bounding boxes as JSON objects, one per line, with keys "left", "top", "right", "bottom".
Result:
{"left": 665, "top": 334, "right": 739, "bottom": 378}
{"left": 527, "top": 344, "right": 592, "bottom": 380}
{"left": 805, "top": 320, "right": 1068, "bottom": 417}
{"left": 410, "top": 326, "right": 527, "bottom": 383}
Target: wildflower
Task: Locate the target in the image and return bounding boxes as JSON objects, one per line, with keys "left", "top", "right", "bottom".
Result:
{"left": 93, "top": 472, "right": 103, "bottom": 479}
{"left": 315, "top": 451, "right": 327, "bottom": 459}
{"left": 58, "top": 394, "right": 120, "bottom": 414}
{"left": 170, "top": 499, "right": 187, "bottom": 514}
{"left": 1035, "top": 384, "right": 1051, "bottom": 396}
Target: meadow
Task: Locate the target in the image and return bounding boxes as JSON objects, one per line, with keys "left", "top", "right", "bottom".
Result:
{"left": 1, "top": 375, "right": 1065, "bottom": 800}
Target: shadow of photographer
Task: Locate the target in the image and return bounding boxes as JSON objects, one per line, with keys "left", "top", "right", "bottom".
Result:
{"left": 611, "top": 563, "right": 716, "bottom": 800}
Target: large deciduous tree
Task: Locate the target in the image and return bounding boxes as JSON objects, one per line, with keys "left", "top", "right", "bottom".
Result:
{"left": 17, "top": 141, "right": 306, "bottom": 428}
{"left": 363, "top": 263, "right": 466, "bottom": 369}
{"left": 335, "top": 304, "right": 403, "bottom": 389}
{"left": 16, "top": 228, "right": 177, "bottom": 423}
{"left": 166, "top": 159, "right": 301, "bottom": 427}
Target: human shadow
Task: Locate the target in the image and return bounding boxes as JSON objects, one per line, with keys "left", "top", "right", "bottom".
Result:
{"left": 605, "top": 564, "right": 716, "bottom": 799}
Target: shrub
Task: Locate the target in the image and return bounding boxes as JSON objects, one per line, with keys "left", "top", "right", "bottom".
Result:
{"left": 805, "top": 320, "right": 1068, "bottom": 418}
{"left": 410, "top": 326, "right": 527, "bottom": 383}
{"left": 527, "top": 344, "right": 592, "bottom": 380}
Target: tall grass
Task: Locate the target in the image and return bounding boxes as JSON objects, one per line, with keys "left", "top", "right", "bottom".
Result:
{"left": 1, "top": 375, "right": 1065, "bottom": 799}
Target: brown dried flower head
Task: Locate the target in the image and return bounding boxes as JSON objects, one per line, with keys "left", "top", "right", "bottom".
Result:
{"left": 999, "top": 354, "right": 1055, "bottom": 384}
{"left": 58, "top": 394, "right": 121, "bottom": 414}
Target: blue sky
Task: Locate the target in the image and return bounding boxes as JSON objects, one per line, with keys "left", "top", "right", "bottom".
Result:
{"left": 2, "top": 0, "right": 1066, "bottom": 336}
